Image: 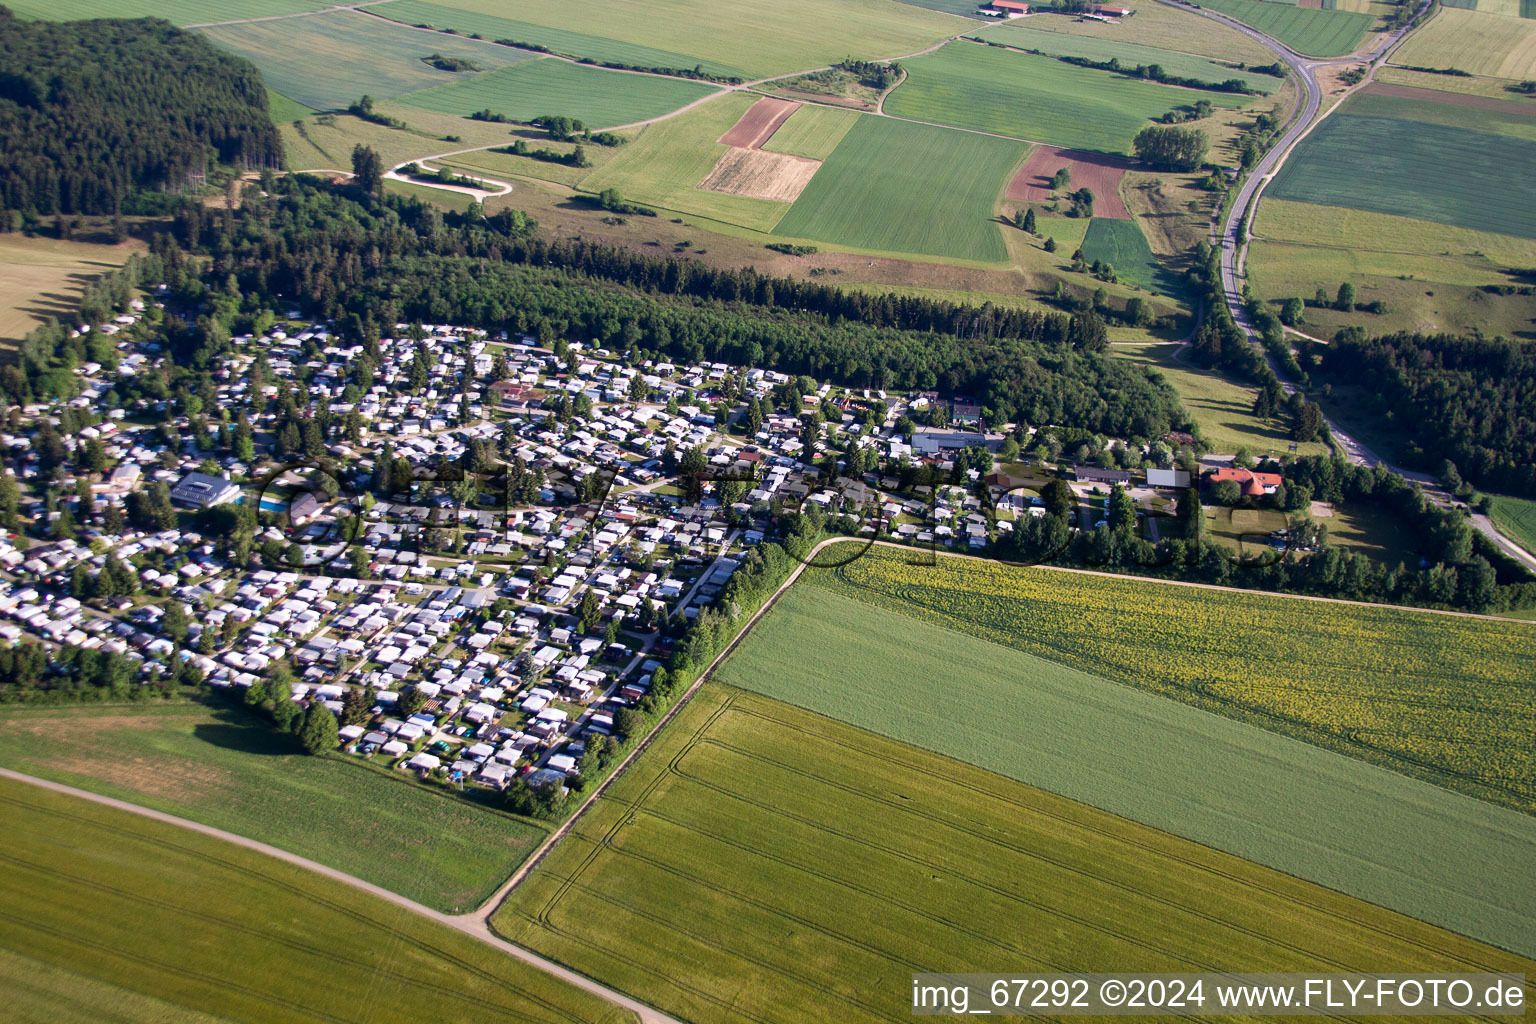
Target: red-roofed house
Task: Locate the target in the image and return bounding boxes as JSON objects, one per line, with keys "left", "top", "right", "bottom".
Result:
{"left": 990, "top": 0, "right": 1030, "bottom": 13}
{"left": 1203, "top": 466, "right": 1282, "bottom": 496}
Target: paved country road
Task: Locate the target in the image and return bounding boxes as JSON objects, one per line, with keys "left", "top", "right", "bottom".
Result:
{"left": 0, "top": 767, "right": 680, "bottom": 1024}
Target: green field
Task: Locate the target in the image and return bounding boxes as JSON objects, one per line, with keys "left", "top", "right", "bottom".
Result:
{"left": 1112, "top": 344, "right": 1328, "bottom": 454}
{"left": 772, "top": 115, "right": 1024, "bottom": 261}
{"left": 1079, "top": 217, "right": 1176, "bottom": 293}
{"left": 1189, "top": 0, "right": 1376, "bottom": 55}
{"left": 265, "top": 86, "right": 315, "bottom": 124}
{"left": 760, "top": 103, "right": 862, "bottom": 160}
{"left": 278, "top": 101, "right": 519, "bottom": 170}
{"left": 1269, "top": 113, "right": 1536, "bottom": 239}
{"left": 370, "top": 0, "right": 747, "bottom": 77}
{"left": 494, "top": 686, "right": 1536, "bottom": 1024}
{"left": 408, "top": 0, "right": 963, "bottom": 79}
{"left": 1015, "top": 2, "right": 1277, "bottom": 62}
{"left": 0, "top": 703, "right": 545, "bottom": 912}
{"left": 1255, "top": 196, "right": 1536, "bottom": 269}
{"left": 714, "top": 571, "right": 1536, "bottom": 953}
{"left": 1349, "top": 87, "right": 1536, "bottom": 141}
{"left": 970, "top": 21, "right": 1279, "bottom": 92}
{"left": 4, "top": 0, "right": 325, "bottom": 22}
{"left": 885, "top": 41, "right": 1251, "bottom": 154}
{"left": 1392, "top": 6, "right": 1536, "bottom": 79}
{"left": 576, "top": 93, "right": 792, "bottom": 232}
{"left": 0, "top": 778, "right": 634, "bottom": 1024}
{"left": 397, "top": 58, "right": 717, "bottom": 129}
{"left": 1489, "top": 493, "right": 1536, "bottom": 555}
{"left": 1246, "top": 237, "right": 1536, "bottom": 340}
{"left": 813, "top": 545, "right": 1536, "bottom": 813}
{"left": 197, "top": 9, "right": 538, "bottom": 112}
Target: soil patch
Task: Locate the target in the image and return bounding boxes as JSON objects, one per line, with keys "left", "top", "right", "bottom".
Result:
{"left": 718, "top": 97, "right": 801, "bottom": 149}
{"left": 698, "top": 147, "right": 821, "bottom": 202}
{"left": 1006, "top": 145, "right": 1132, "bottom": 219}
{"left": 1362, "top": 81, "right": 1536, "bottom": 116}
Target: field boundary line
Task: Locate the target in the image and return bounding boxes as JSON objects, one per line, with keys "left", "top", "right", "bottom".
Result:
{"left": 0, "top": 767, "right": 681, "bottom": 1024}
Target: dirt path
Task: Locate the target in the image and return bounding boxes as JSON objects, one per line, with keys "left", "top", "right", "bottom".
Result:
{"left": 185, "top": 0, "right": 394, "bottom": 29}
{"left": 0, "top": 766, "right": 680, "bottom": 1024}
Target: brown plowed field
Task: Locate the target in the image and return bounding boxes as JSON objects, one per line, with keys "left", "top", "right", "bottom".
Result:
{"left": 1005, "top": 145, "right": 1132, "bottom": 219}
{"left": 718, "top": 97, "right": 801, "bottom": 149}
{"left": 1362, "top": 81, "right": 1536, "bottom": 116}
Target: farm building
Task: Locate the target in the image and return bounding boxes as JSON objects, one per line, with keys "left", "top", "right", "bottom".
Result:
{"left": 1095, "top": 5, "right": 1132, "bottom": 15}
{"left": 1204, "top": 466, "right": 1282, "bottom": 496}
{"left": 1073, "top": 466, "right": 1135, "bottom": 485}
{"left": 987, "top": 0, "right": 1030, "bottom": 14}
{"left": 1147, "top": 468, "right": 1191, "bottom": 489}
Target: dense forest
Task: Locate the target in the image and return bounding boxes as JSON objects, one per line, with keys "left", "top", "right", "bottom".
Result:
{"left": 1308, "top": 330, "right": 1536, "bottom": 497}
{"left": 0, "top": 9, "right": 281, "bottom": 216}
{"left": 165, "top": 174, "right": 1190, "bottom": 438}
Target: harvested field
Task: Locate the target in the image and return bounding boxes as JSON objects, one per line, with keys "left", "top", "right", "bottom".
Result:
{"left": 698, "top": 147, "right": 820, "bottom": 202}
{"left": 0, "top": 234, "right": 141, "bottom": 346}
{"left": 1391, "top": 6, "right": 1536, "bottom": 79}
{"left": 1362, "top": 80, "right": 1536, "bottom": 116}
{"left": 718, "top": 97, "right": 800, "bottom": 148}
{"left": 1005, "top": 145, "right": 1131, "bottom": 218}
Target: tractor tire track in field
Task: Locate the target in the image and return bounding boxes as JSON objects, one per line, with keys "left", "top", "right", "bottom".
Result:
{"left": 0, "top": 846, "right": 578, "bottom": 1024}
{"left": 819, "top": 559, "right": 1533, "bottom": 807}
{"left": 0, "top": 772, "right": 682, "bottom": 1024}
{"left": 715, "top": 697, "right": 1526, "bottom": 977}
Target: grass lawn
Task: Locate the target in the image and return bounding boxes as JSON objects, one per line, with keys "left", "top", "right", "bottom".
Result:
{"left": 406, "top": 0, "right": 963, "bottom": 79}
{"left": 0, "top": 233, "right": 143, "bottom": 346}
{"left": 1488, "top": 493, "right": 1536, "bottom": 555}
{"left": 386, "top": 176, "right": 477, "bottom": 212}
{"left": 811, "top": 544, "right": 1536, "bottom": 817}
{"left": 1112, "top": 342, "right": 1328, "bottom": 456}
{"left": 970, "top": 21, "right": 1279, "bottom": 92}
{"left": 1186, "top": 0, "right": 1377, "bottom": 55}
{"left": 197, "top": 9, "right": 539, "bottom": 112}
{"left": 369, "top": 0, "right": 747, "bottom": 78}
{"left": 494, "top": 685, "right": 1536, "bottom": 1024}
{"left": 1205, "top": 503, "right": 1293, "bottom": 558}
{"left": 577, "top": 93, "right": 792, "bottom": 232}
{"left": 397, "top": 58, "right": 718, "bottom": 130}
{"left": 886, "top": 41, "right": 1251, "bottom": 154}
{"left": 278, "top": 101, "right": 518, "bottom": 171}
{"left": 1246, "top": 238, "right": 1536, "bottom": 340}
{"left": 265, "top": 86, "right": 315, "bottom": 124}
{"left": 0, "top": 777, "right": 634, "bottom": 1024}
{"left": 1007, "top": 4, "right": 1276, "bottom": 61}
{"left": 1255, "top": 197, "right": 1536, "bottom": 270}
{"left": 773, "top": 115, "right": 1026, "bottom": 261}
{"left": 1322, "top": 499, "right": 1422, "bottom": 564}
{"left": 760, "top": 103, "right": 861, "bottom": 160}
{"left": 4, "top": 0, "right": 323, "bottom": 21}
{"left": 0, "top": 703, "right": 545, "bottom": 912}
{"left": 1392, "top": 6, "right": 1536, "bottom": 79}
{"left": 1078, "top": 216, "right": 1179, "bottom": 294}
{"left": 1268, "top": 111, "right": 1536, "bottom": 239}
{"left": 444, "top": 136, "right": 622, "bottom": 190}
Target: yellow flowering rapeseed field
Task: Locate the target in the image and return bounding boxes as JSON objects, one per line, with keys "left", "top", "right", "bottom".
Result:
{"left": 810, "top": 545, "right": 1536, "bottom": 814}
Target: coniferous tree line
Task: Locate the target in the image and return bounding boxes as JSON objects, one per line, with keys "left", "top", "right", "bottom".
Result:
{"left": 172, "top": 174, "right": 1189, "bottom": 437}
{"left": 1305, "top": 330, "right": 1536, "bottom": 498}
{"left": 0, "top": 9, "right": 281, "bottom": 216}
